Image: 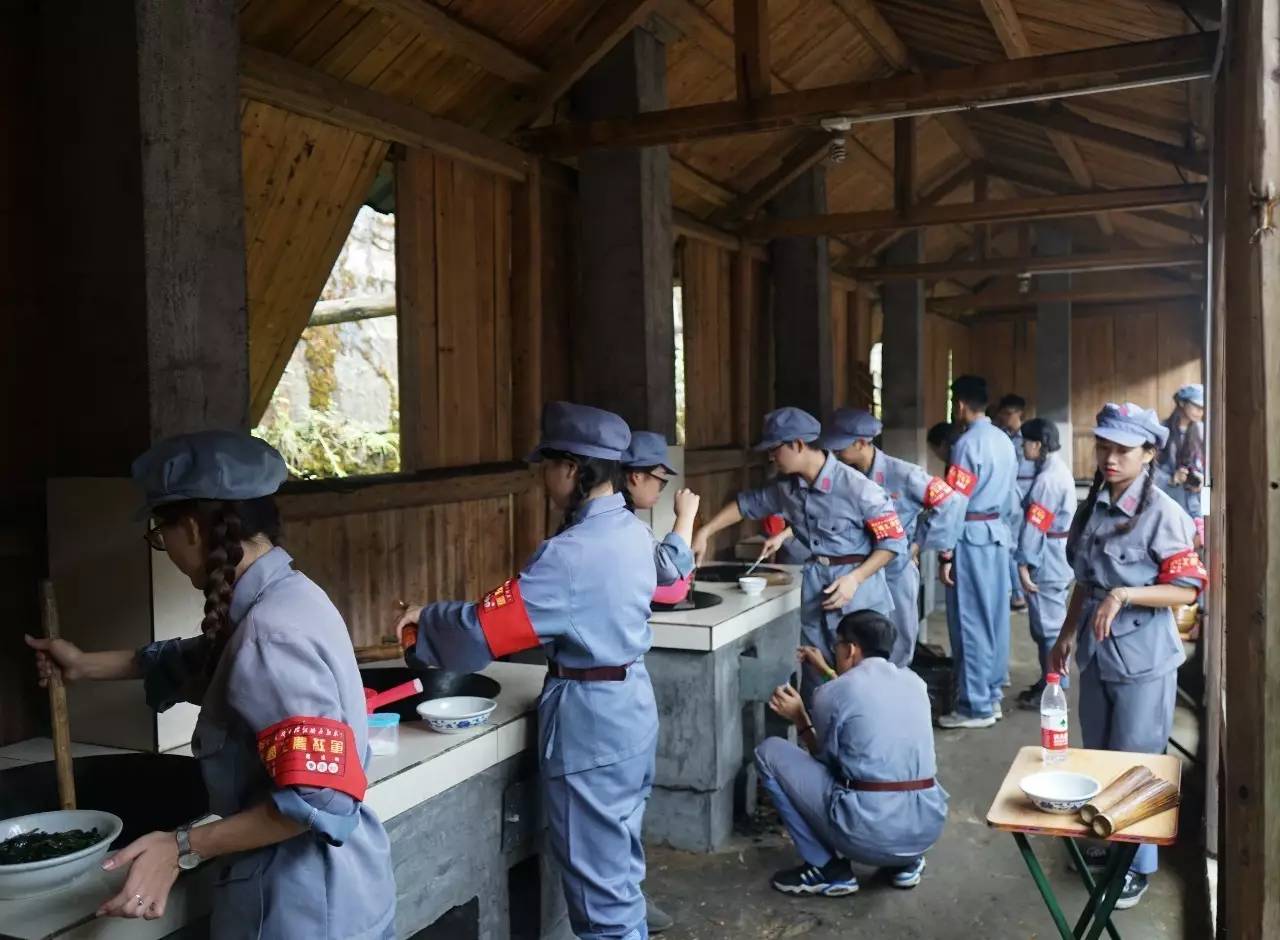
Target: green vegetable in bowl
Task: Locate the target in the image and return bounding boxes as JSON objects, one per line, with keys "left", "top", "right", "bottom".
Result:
{"left": 0, "top": 828, "right": 102, "bottom": 865}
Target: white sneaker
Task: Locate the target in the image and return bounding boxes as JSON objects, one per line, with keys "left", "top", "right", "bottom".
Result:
{"left": 992, "top": 703, "right": 1004, "bottom": 721}
{"left": 936, "top": 712, "right": 997, "bottom": 729}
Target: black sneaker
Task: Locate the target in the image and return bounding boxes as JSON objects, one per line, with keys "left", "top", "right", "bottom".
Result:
{"left": 1067, "top": 844, "right": 1109, "bottom": 873}
{"left": 770, "top": 858, "right": 859, "bottom": 897}
{"left": 645, "top": 896, "right": 674, "bottom": 933}
{"left": 1017, "top": 684, "right": 1045, "bottom": 710}
{"left": 1114, "top": 871, "right": 1149, "bottom": 910}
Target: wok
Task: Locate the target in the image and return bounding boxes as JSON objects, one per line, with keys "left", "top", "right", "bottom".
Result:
{"left": 360, "top": 666, "right": 502, "bottom": 722}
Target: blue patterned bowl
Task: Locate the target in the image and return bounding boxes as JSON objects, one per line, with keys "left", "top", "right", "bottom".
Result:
{"left": 1019, "top": 771, "right": 1101, "bottom": 815}
{"left": 416, "top": 696, "right": 498, "bottom": 734}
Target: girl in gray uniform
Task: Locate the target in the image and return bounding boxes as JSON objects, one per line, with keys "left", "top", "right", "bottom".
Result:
{"left": 26, "top": 431, "right": 395, "bottom": 938}
{"left": 1050, "top": 404, "right": 1206, "bottom": 910}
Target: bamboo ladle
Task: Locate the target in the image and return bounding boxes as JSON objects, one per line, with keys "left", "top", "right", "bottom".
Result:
{"left": 39, "top": 580, "right": 77, "bottom": 810}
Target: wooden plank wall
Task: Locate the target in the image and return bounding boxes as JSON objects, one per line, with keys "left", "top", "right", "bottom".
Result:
{"left": 241, "top": 101, "right": 388, "bottom": 422}
{"left": 541, "top": 173, "right": 577, "bottom": 407}
{"left": 681, "top": 238, "right": 735, "bottom": 448}
{"left": 967, "top": 318, "right": 1037, "bottom": 413}
{"left": 1070, "top": 300, "right": 1204, "bottom": 478}
{"left": 924, "top": 313, "right": 972, "bottom": 431}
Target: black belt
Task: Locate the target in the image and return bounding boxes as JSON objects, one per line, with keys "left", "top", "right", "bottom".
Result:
{"left": 1047, "top": 531, "right": 1070, "bottom": 539}
{"left": 547, "top": 661, "right": 629, "bottom": 681}
{"left": 812, "top": 554, "right": 867, "bottom": 566}
{"left": 839, "top": 776, "right": 936, "bottom": 792}
{"left": 965, "top": 512, "right": 999, "bottom": 521}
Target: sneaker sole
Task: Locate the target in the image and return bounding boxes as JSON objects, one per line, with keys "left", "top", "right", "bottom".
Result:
{"left": 937, "top": 718, "right": 997, "bottom": 729}
{"left": 1113, "top": 886, "right": 1148, "bottom": 911}
{"left": 771, "top": 882, "right": 859, "bottom": 897}
{"left": 892, "top": 859, "right": 926, "bottom": 889}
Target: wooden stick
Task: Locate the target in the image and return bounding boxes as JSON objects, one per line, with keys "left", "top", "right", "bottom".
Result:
{"left": 1092, "top": 776, "right": 1180, "bottom": 838}
{"left": 1080, "top": 765, "right": 1155, "bottom": 824}
{"left": 39, "top": 580, "right": 76, "bottom": 811}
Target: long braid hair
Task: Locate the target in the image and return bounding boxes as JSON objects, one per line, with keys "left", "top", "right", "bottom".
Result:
{"left": 620, "top": 465, "right": 658, "bottom": 513}
{"left": 1065, "top": 443, "right": 1157, "bottom": 564}
{"left": 153, "top": 496, "right": 282, "bottom": 673}
{"left": 1021, "top": 417, "right": 1060, "bottom": 483}
{"left": 541, "top": 449, "right": 625, "bottom": 534}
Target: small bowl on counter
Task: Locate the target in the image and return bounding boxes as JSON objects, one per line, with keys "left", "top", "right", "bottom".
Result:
{"left": 1019, "top": 771, "right": 1101, "bottom": 815}
{"left": 738, "top": 576, "right": 767, "bottom": 596}
{"left": 416, "top": 696, "right": 498, "bottom": 734}
{"left": 0, "top": 809, "right": 123, "bottom": 900}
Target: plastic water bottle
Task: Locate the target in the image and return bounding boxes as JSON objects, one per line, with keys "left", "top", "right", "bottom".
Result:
{"left": 1040, "top": 673, "right": 1069, "bottom": 765}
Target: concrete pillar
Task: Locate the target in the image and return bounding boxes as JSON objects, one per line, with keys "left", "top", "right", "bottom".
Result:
{"left": 573, "top": 28, "right": 676, "bottom": 437}
{"left": 1034, "top": 226, "right": 1073, "bottom": 473}
{"left": 40, "top": 0, "right": 249, "bottom": 475}
{"left": 879, "top": 231, "right": 926, "bottom": 465}
{"left": 768, "top": 167, "right": 833, "bottom": 418}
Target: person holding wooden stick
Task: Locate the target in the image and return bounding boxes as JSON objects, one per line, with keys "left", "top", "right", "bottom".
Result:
{"left": 26, "top": 431, "right": 395, "bottom": 937}
{"left": 394, "top": 402, "right": 658, "bottom": 940}
{"left": 1050, "top": 403, "right": 1207, "bottom": 910}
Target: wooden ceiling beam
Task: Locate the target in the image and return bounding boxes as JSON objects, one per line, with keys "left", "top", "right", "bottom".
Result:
{"left": 850, "top": 159, "right": 977, "bottom": 263}
{"left": 853, "top": 245, "right": 1204, "bottom": 281}
{"left": 358, "top": 0, "right": 543, "bottom": 83}
{"left": 746, "top": 183, "right": 1204, "bottom": 239}
{"left": 934, "top": 281, "right": 1201, "bottom": 314}
{"left": 239, "top": 46, "right": 528, "bottom": 180}
{"left": 1002, "top": 102, "right": 1209, "bottom": 175}
{"left": 732, "top": 0, "right": 771, "bottom": 102}
{"left": 489, "top": 0, "right": 663, "bottom": 135}
{"left": 712, "top": 132, "right": 830, "bottom": 224}
{"left": 517, "top": 32, "right": 1216, "bottom": 153}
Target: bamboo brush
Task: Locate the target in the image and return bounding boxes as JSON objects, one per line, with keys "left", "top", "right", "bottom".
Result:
{"left": 1091, "top": 776, "right": 1180, "bottom": 838}
{"left": 1080, "top": 765, "right": 1155, "bottom": 825}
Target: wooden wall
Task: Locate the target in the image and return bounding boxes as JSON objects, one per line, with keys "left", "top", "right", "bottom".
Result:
{"left": 397, "top": 149, "right": 515, "bottom": 470}
{"left": 924, "top": 313, "right": 972, "bottom": 432}
{"left": 1069, "top": 300, "right": 1204, "bottom": 477}
{"left": 966, "top": 318, "right": 1037, "bottom": 413}
{"left": 681, "top": 238, "right": 735, "bottom": 448}
{"left": 242, "top": 101, "right": 388, "bottom": 422}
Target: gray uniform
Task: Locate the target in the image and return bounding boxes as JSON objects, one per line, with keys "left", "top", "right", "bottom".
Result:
{"left": 140, "top": 548, "right": 396, "bottom": 940}
{"left": 1070, "top": 477, "right": 1205, "bottom": 875}
{"left": 754, "top": 658, "right": 948, "bottom": 868}
{"left": 1015, "top": 453, "right": 1077, "bottom": 685}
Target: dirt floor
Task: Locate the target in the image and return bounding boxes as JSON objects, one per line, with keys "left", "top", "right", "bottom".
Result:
{"left": 644, "top": 609, "right": 1211, "bottom": 940}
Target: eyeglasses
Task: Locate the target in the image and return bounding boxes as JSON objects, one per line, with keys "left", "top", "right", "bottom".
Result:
{"left": 143, "top": 523, "right": 167, "bottom": 552}
{"left": 647, "top": 473, "right": 671, "bottom": 492}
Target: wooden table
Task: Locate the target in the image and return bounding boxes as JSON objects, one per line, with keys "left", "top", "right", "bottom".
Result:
{"left": 986, "top": 746, "right": 1182, "bottom": 940}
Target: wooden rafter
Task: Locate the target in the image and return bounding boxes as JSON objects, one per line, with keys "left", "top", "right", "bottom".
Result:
{"left": 487, "top": 0, "right": 662, "bottom": 136}
{"left": 239, "top": 46, "right": 528, "bottom": 180}
{"left": 712, "top": 132, "right": 830, "bottom": 224}
{"left": 849, "top": 160, "right": 976, "bottom": 263}
{"left": 934, "top": 281, "right": 1201, "bottom": 314}
{"left": 853, "top": 245, "right": 1204, "bottom": 281}
{"left": 358, "top": 0, "right": 543, "bottom": 83}
{"left": 732, "top": 0, "right": 770, "bottom": 102}
{"left": 1002, "top": 102, "right": 1209, "bottom": 175}
{"left": 746, "top": 183, "right": 1205, "bottom": 239}
{"left": 517, "top": 33, "right": 1217, "bottom": 153}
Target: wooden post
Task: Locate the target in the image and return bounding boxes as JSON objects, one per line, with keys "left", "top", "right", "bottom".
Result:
{"left": 511, "top": 160, "right": 545, "bottom": 560}
{"left": 732, "top": 0, "right": 771, "bottom": 103}
{"left": 894, "top": 117, "right": 915, "bottom": 215}
{"left": 731, "top": 250, "right": 755, "bottom": 448}
{"left": 769, "top": 166, "right": 833, "bottom": 418}
{"left": 1033, "top": 226, "right": 1072, "bottom": 471}
{"left": 572, "top": 28, "right": 677, "bottom": 435}
{"left": 880, "top": 232, "right": 925, "bottom": 465}
{"left": 1221, "top": 0, "right": 1280, "bottom": 935}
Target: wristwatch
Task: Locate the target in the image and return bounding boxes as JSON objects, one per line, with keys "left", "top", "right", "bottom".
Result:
{"left": 175, "top": 825, "right": 203, "bottom": 871}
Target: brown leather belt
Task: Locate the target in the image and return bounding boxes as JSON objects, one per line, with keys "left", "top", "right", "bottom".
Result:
{"left": 547, "top": 661, "right": 629, "bottom": 681}
{"left": 840, "top": 776, "right": 936, "bottom": 792}
{"left": 813, "top": 554, "right": 867, "bottom": 566}
{"left": 965, "top": 512, "right": 999, "bottom": 521}
{"left": 1047, "top": 531, "right": 1070, "bottom": 539}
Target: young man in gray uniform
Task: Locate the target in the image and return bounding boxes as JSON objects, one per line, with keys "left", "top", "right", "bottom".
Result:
{"left": 755, "top": 611, "right": 948, "bottom": 897}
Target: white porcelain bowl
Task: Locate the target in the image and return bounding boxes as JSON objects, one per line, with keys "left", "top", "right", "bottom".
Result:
{"left": 416, "top": 696, "right": 498, "bottom": 734}
{"left": 1019, "top": 771, "right": 1101, "bottom": 815}
{"left": 738, "top": 576, "right": 767, "bottom": 596}
{"left": 0, "top": 809, "right": 123, "bottom": 899}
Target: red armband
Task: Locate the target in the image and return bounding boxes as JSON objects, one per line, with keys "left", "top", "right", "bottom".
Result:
{"left": 257, "top": 716, "right": 367, "bottom": 801}
{"left": 867, "top": 512, "right": 906, "bottom": 542}
{"left": 923, "top": 477, "right": 954, "bottom": 509}
{"left": 762, "top": 514, "right": 787, "bottom": 537}
{"left": 477, "top": 578, "right": 542, "bottom": 657}
{"left": 1025, "top": 502, "right": 1055, "bottom": 534}
{"left": 946, "top": 465, "right": 978, "bottom": 497}
{"left": 1157, "top": 549, "right": 1208, "bottom": 590}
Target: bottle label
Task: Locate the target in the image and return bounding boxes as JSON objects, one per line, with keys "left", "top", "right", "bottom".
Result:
{"left": 1041, "top": 713, "right": 1068, "bottom": 751}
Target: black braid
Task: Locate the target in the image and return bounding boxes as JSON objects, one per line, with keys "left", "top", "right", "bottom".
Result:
{"left": 1066, "top": 470, "right": 1104, "bottom": 566}
{"left": 545, "top": 450, "right": 624, "bottom": 534}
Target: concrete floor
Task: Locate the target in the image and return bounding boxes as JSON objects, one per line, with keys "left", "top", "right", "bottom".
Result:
{"left": 644, "top": 609, "right": 1211, "bottom": 940}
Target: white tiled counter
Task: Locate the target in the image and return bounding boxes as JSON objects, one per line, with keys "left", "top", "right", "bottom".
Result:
{"left": 0, "top": 662, "right": 549, "bottom": 940}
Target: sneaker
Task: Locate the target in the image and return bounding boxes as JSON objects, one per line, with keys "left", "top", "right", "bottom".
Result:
{"left": 937, "top": 711, "right": 996, "bottom": 729}
{"left": 890, "top": 856, "right": 926, "bottom": 889}
{"left": 770, "top": 858, "right": 859, "bottom": 897}
{"left": 1067, "top": 844, "right": 1109, "bottom": 873}
{"left": 1016, "top": 685, "right": 1043, "bottom": 710}
{"left": 992, "top": 702, "right": 1004, "bottom": 721}
{"left": 644, "top": 896, "right": 674, "bottom": 933}
{"left": 1012, "top": 598, "right": 1028, "bottom": 612}
{"left": 1114, "top": 871, "right": 1149, "bottom": 910}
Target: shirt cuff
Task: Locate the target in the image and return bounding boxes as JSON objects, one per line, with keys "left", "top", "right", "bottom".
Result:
{"left": 270, "top": 786, "right": 360, "bottom": 846}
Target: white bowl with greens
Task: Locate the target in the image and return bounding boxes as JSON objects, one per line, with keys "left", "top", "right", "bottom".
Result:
{"left": 0, "top": 809, "right": 123, "bottom": 899}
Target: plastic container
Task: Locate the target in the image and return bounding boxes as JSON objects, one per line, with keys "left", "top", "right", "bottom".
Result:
{"left": 367, "top": 712, "right": 401, "bottom": 756}
{"left": 1040, "top": 673, "right": 1068, "bottom": 765}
